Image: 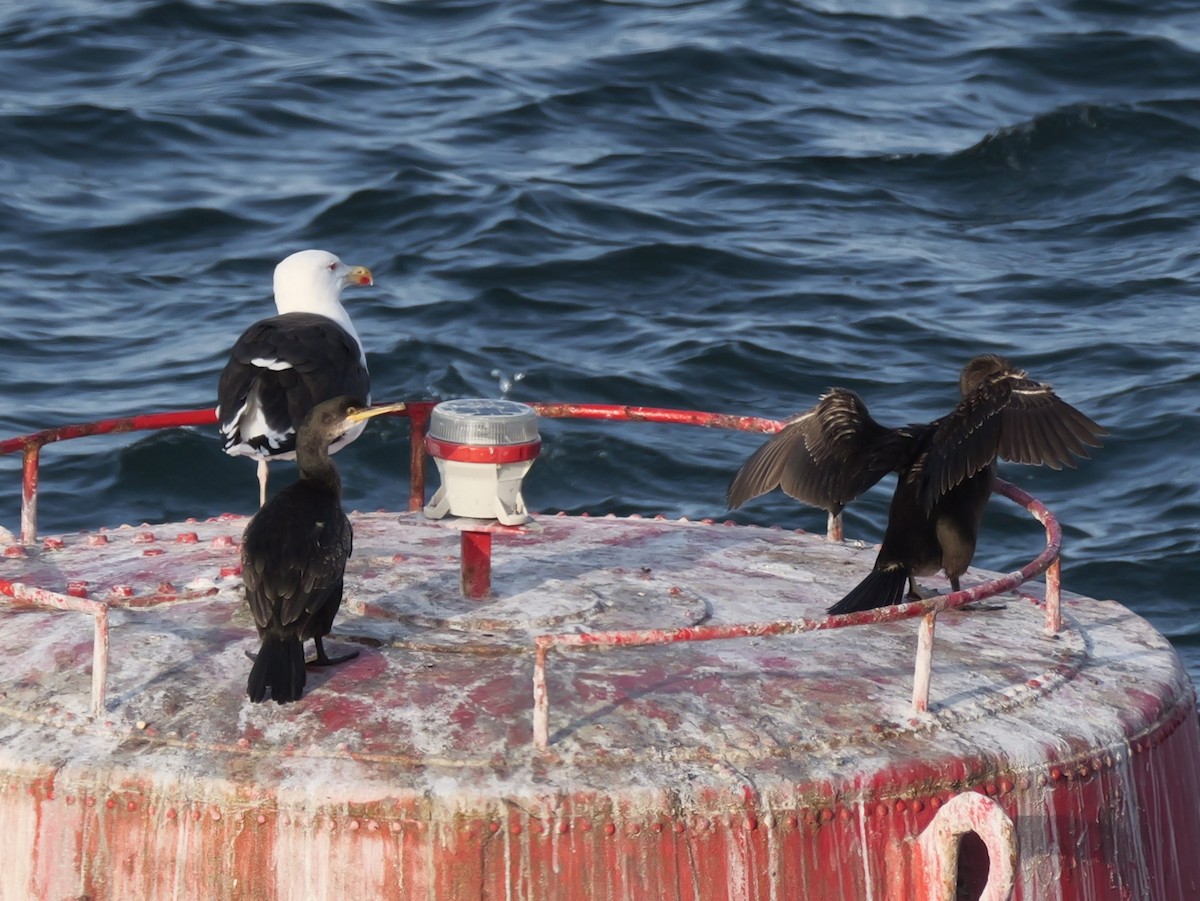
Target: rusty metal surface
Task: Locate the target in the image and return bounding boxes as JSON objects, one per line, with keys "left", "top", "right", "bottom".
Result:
{"left": 1, "top": 510, "right": 1198, "bottom": 900}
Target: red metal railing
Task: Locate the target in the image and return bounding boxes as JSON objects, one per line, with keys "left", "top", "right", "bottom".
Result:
{"left": 0, "top": 402, "right": 1062, "bottom": 730}
{"left": 530, "top": 478, "right": 1061, "bottom": 748}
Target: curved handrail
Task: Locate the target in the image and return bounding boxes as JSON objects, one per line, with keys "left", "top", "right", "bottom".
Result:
{"left": 0, "top": 402, "right": 1063, "bottom": 732}
{"left": 531, "top": 476, "right": 1061, "bottom": 748}
{"left": 0, "top": 401, "right": 784, "bottom": 544}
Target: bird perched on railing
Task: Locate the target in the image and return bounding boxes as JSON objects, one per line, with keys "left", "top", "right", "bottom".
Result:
{"left": 218, "top": 249, "right": 374, "bottom": 507}
{"left": 242, "top": 395, "right": 404, "bottom": 705}
{"left": 727, "top": 354, "right": 1107, "bottom": 615}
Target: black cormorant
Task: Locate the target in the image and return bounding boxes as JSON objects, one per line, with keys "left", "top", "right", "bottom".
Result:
{"left": 727, "top": 354, "right": 1107, "bottom": 615}
{"left": 242, "top": 395, "right": 404, "bottom": 704}
{"left": 218, "top": 249, "right": 374, "bottom": 506}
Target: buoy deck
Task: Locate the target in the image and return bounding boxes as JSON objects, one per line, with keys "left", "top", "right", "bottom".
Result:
{"left": 2, "top": 511, "right": 1198, "bottom": 900}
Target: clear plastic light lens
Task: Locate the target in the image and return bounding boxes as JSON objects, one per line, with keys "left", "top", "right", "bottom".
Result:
{"left": 428, "top": 399, "right": 539, "bottom": 446}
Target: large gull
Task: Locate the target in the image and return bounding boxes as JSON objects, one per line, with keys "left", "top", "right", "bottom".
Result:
{"left": 217, "top": 249, "right": 373, "bottom": 506}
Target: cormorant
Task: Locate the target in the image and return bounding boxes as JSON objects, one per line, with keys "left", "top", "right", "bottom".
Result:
{"left": 242, "top": 395, "right": 405, "bottom": 704}
{"left": 218, "top": 249, "right": 374, "bottom": 507}
{"left": 727, "top": 354, "right": 1107, "bottom": 615}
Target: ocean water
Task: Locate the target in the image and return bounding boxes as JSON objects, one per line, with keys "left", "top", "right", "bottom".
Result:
{"left": 0, "top": 1, "right": 1197, "bottom": 683}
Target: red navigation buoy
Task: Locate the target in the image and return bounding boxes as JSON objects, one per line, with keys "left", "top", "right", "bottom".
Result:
{"left": 0, "top": 403, "right": 1196, "bottom": 901}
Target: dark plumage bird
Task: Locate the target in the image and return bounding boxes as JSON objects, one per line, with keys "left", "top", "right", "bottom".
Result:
{"left": 242, "top": 395, "right": 405, "bottom": 705}
{"left": 727, "top": 354, "right": 1107, "bottom": 615}
{"left": 218, "top": 249, "right": 374, "bottom": 507}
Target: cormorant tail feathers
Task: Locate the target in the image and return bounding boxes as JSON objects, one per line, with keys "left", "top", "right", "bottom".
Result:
{"left": 248, "top": 636, "right": 307, "bottom": 704}
{"left": 827, "top": 568, "right": 909, "bottom": 615}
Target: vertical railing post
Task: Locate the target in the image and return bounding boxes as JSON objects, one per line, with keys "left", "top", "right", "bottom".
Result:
{"left": 533, "top": 641, "right": 550, "bottom": 750}
{"left": 827, "top": 511, "right": 843, "bottom": 543}
{"left": 461, "top": 530, "right": 492, "bottom": 599}
{"left": 92, "top": 605, "right": 109, "bottom": 717}
{"left": 1044, "top": 556, "right": 1062, "bottom": 635}
{"left": 407, "top": 404, "right": 430, "bottom": 513}
{"left": 20, "top": 444, "right": 39, "bottom": 544}
{"left": 912, "top": 611, "right": 938, "bottom": 713}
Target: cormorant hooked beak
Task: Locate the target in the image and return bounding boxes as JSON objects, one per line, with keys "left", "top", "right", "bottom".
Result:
{"left": 343, "top": 401, "right": 406, "bottom": 426}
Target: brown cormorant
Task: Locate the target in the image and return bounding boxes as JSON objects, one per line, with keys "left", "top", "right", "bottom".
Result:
{"left": 727, "top": 354, "right": 1107, "bottom": 615}
{"left": 242, "top": 395, "right": 404, "bottom": 704}
{"left": 218, "top": 249, "right": 374, "bottom": 507}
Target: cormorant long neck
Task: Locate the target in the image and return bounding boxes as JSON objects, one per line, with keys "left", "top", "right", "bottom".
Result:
{"left": 295, "top": 431, "right": 343, "bottom": 496}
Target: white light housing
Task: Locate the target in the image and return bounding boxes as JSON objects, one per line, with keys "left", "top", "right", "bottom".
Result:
{"left": 423, "top": 399, "right": 540, "bottom": 526}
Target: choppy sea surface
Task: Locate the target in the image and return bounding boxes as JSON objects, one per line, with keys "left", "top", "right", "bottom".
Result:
{"left": 0, "top": 1, "right": 1197, "bottom": 683}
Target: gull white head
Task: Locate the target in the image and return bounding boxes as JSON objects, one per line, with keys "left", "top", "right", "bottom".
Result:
{"left": 272, "top": 250, "right": 374, "bottom": 339}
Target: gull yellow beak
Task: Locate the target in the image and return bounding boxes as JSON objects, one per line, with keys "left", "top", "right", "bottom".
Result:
{"left": 345, "top": 401, "right": 406, "bottom": 425}
{"left": 344, "top": 265, "right": 374, "bottom": 287}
